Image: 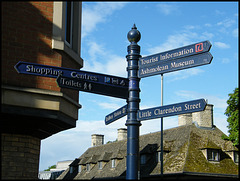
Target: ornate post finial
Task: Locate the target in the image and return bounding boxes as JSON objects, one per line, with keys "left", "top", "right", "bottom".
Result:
{"left": 127, "top": 24, "right": 141, "bottom": 43}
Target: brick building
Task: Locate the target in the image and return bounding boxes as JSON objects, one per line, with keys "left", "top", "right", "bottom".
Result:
{"left": 1, "top": 2, "right": 83, "bottom": 179}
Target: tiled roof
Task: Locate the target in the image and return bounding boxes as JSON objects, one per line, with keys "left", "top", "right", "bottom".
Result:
{"left": 57, "top": 124, "right": 238, "bottom": 180}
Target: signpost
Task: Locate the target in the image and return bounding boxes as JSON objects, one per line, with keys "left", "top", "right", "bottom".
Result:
{"left": 56, "top": 76, "right": 128, "bottom": 99}
{"left": 139, "top": 40, "right": 212, "bottom": 68}
{"left": 14, "top": 61, "right": 129, "bottom": 90}
{"left": 15, "top": 25, "right": 213, "bottom": 180}
{"left": 105, "top": 104, "right": 128, "bottom": 125}
{"left": 138, "top": 99, "right": 207, "bottom": 121}
{"left": 139, "top": 52, "right": 213, "bottom": 78}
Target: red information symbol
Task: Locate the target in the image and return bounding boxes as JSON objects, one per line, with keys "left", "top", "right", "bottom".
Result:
{"left": 195, "top": 43, "right": 203, "bottom": 52}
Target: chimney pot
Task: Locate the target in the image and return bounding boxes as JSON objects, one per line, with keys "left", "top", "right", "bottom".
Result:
{"left": 192, "top": 104, "right": 213, "bottom": 128}
{"left": 117, "top": 128, "right": 127, "bottom": 141}
{"left": 91, "top": 134, "right": 104, "bottom": 147}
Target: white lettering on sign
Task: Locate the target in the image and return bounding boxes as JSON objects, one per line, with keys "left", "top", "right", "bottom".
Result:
{"left": 171, "top": 59, "right": 194, "bottom": 68}
{"left": 71, "top": 72, "right": 98, "bottom": 81}
{"left": 138, "top": 110, "right": 152, "bottom": 119}
{"left": 105, "top": 115, "right": 113, "bottom": 122}
{"left": 184, "top": 103, "right": 201, "bottom": 110}
{"left": 154, "top": 106, "right": 182, "bottom": 115}
{"left": 140, "top": 65, "right": 169, "bottom": 75}
{"left": 160, "top": 48, "right": 194, "bottom": 61}
{"left": 140, "top": 56, "right": 159, "bottom": 66}
{"left": 26, "top": 65, "right": 63, "bottom": 76}
{"left": 60, "top": 77, "right": 92, "bottom": 90}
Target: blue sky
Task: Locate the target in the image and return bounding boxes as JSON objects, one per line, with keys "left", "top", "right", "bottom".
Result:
{"left": 39, "top": 2, "right": 238, "bottom": 171}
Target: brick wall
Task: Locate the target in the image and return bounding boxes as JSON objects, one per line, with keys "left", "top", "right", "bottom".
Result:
{"left": 1, "top": 133, "right": 41, "bottom": 179}
{"left": 1, "top": 2, "right": 81, "bottom": 179}
{"left": 1, "top": 1, "right": 79, "bottom": 100}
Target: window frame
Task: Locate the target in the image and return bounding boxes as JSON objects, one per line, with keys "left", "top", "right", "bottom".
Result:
{"left": 111, "top": 159, "right": 116, "bottom": 168}
{"left": 207, "top": 149, "right": 220, "bottom": 162}
{"left": 234, "top": 151, "right": 239, "bottom": 163}
{"left": 86, "top": 163, "right": 90, "bottom": 172}
{"left": 52, "top": 2, "right": 83, "bottom": 67}
{"left": 140, "top": 154, "right": 147, "bottom": 165}
{"left": 98, "top": 161, "right": 103, "bottom": 170}
{"left": 65, "top": 1, "right": 73, "bottom": 47}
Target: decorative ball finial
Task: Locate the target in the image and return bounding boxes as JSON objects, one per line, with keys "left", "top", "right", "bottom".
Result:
{"left": 127, "top": 24, "right": 141, "bottom": 43}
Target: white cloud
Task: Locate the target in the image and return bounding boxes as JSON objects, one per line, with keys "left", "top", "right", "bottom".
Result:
{"left": 232, "top": 28, "right": 238, "bottom": 38}
{"left": 217, "top": 18, "right": 235, "bottom": 28}
{"left": 214, "top": 41, "right": 230, "bottom": 49}
{"left": 147, "top": 32, "right": 197, "bottom": 54}
{"left": 165, "top": 68, "right": 204, "bottom": 82}
{"left": 221, "top": 58, "right": 230, "bottom": 64}
{"left": 174, "top": 90, "right": 227, "bottom": 110}
{"left": 83, "top": 41, "right": 127, "bottom": 77}
{"left": 82, "top": 2, "right": 126, "bottom": 38}
{"left": 156, "top": 3, "right": 179, "bottom": 15}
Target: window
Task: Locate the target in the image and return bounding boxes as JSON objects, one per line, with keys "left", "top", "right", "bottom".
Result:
{"left": 52, "top": 2, "right": 83, "bottom": 66}
{"left": 69, "top": 166, "right": 73, "bottom": 174}
{"left": 207, "top": 149, "right": 220, "bottom": 161}
{"left": 234, "top": 151, "right": 239, "bottom": 163}
{"left": 78, "top": 165, "right": 81, "bottom": 173}
{"left": 65, "top": 1, "right": 73, "bottom": 46}
{"left": 86, "top": 163, "right": 90, "bottom": 172}
{"left": 111, "top": 159, "right": 116, "bottom": 168}
{"left": 140, "top": 154, "right": 146, "bottom": 165}
{"left": 156, "top": 151, "right": 162, "bottom": 162}
{"left": 98, "top": 161, "right": 102, "bottom": 170}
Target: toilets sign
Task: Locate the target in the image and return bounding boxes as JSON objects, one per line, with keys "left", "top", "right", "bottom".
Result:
{"left": 15, "top": 61, "right": 129, "bottom": 99}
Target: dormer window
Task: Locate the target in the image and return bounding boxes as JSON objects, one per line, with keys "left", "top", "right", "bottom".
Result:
{"left": 98, "top": 161, "right": 103, "bottom": 170}
{"left": 69, "top": 166, "right": 74, "bottom": 174}
{"left": 78, "top": 165, "right": 81, "bottom": 173}
{"left": 156, "top": 151, "right": 162, "bottom": 162}
{"left": 140, "top": 154, "right": 147, "bottom": 165}
{"left": 86, "top": 163, "right": 90, "bottom": 172}
{"left": 234, "top": 151, "right": 239, "bottom": 163}
{"left": 207, "top": 149, "right": 220, "bottom": 161}
{"left": 111, "top": 159, "right": 116, "bottom": 168}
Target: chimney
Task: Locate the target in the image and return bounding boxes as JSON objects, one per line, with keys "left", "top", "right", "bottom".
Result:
{"left": 91, "top": 134, "right": 104, "bottom": 147}
{"left": 192, "top": 104, "right": 213, "bottom": 128}
{"left": 117, "top": 128, "right": 127, "bottom": 141}
{"left": 178, "top": 113, "right": 192, "bottom": 126}
{"left": 178, "top": 104, "right": 214, "bottom": 128}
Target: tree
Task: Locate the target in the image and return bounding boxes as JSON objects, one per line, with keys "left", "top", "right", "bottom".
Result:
{"left": 222, "top": 88, "right": 239, "bottom": 146}
{"left": 44, "top": 165, "right": 56, "bottom": 171}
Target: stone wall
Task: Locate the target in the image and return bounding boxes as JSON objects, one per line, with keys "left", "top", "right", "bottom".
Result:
{"left": 1, "top": 133, "right": 41, "bottom": 179}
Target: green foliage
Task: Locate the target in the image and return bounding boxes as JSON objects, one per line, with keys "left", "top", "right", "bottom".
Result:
{"left": 44, "top": 164, "right": 56, "bottom": 171}
{"left": 222, "top": 88, "right": 239, "bottom": 146}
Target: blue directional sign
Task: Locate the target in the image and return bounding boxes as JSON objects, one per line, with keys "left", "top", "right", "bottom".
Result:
{"left": 137, "top": 99, "right": 207, "bottom": 121}
{"left": 139, "top": 40, "right": 212, "bottom": 68}
{"left": 56, "top": 76, "right": 128, "bottom": 99}
{"left": 139, "top": 52, "right": 213, "bottom": 78}
{"left": 14, "top": 61, "right": 129, "bottom": 89}
{"left": 105, "top": 104, "right": 128, "bottom": 125}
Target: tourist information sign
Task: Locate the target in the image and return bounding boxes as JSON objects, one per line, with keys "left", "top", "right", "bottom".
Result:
{"left": 105, "top": 104, "right": 128, "bottom": 125}
{"left": 56, "top": 76, "right": 128, "bottom": 99}
{"left": 138, "top": 40, "right": 212, "bottom": 78}
{"left": 14, "top": 61, "right": 129, "bottom": 89}
{"left": 137, "top": 99, "right": 207, "bottom": 121}
{"left": 139, "top": 52, "right": 213, "bottom": 78}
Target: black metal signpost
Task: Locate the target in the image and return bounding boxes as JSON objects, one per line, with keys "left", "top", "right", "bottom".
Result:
{"left": 15, "top": 25, "right": 213, "bottom": 180}
{"left": 125, "top": 24, "right": 142, "bottom": 180}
